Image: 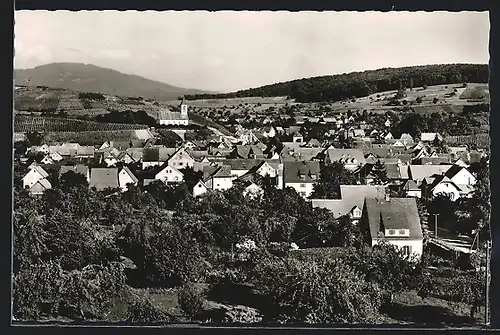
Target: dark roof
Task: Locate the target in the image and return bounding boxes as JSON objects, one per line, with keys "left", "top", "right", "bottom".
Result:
{"left": 283, "top": 161, "right": 320, "bottom": 183}
{"left": 403, "top": 179, "right": 419, "bottom": 191}
{"left": 364, "top": 198, "right": 423, "bottom": 240}
{"left": 325, "top": 149, "right": 366, "bottom": 165}
{"left": 59, "top": 164, "right": 89, "bottom": 177}
{"left": 90, "top": 168, "right": 119, "bottom": 190}
{"left": 444, "top": 164, "right": 470, "bottom": 179}
{"left": 211, "top": 159, "right": 261, "bottom": 171}
{"left": 142, "top": 147, "right": 177, "bottom": 162}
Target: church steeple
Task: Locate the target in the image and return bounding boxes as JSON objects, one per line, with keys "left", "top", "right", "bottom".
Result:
{"left": 180, "top": 96, "right": 188, "bottom": 116}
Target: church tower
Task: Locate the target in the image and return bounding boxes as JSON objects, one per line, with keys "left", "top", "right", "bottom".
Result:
{"left": 180, "top": 96, "right": 188, "bottom": 117}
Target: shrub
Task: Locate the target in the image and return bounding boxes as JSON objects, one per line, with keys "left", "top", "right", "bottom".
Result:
{"left": 178, "top": 283, "right": 204, "bottom": 319}
{"left": 126, "top": 297, "right": 172, "bottom": 323}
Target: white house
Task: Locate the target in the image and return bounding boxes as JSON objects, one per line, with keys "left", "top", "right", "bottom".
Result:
{"left": 192, "top": 180, "right": 209, "bottom": 197}
{"left": 157, "top": 98, "right": 189, "bottom": 126}
{"left": 118, "top": 167, "right": 139, "bottom": 191}
{"left": 444, "top": 165, "right": 477, "bottom": 187}
{"left": 363, "top": 198, "right": 424, "bottom": 260}
{"left": 23, "top": 165, "right": 50, "bottom": 190}
{"left": 283, "top": 161, "right": 320, "bottom": 198}
{"left": 28, "top": 179, "right": 52, "bottom": 195}
{"left": 155, "top": 165, "right": 184, "bottom": 184}
{"left": 203, "top": 165, "right": 233, "bottom": 191}
{"left": 167, "top": 147, "right": 195, "bottom": 169}
{"left": 421, "top": 176, "right": 462, "bottom": 201}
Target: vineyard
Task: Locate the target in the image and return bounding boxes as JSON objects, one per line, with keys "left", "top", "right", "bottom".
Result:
{"left": 445, "top": 133, "right": 490, "bottom": 148}
{"left": 14, "top": 115, "right": 149, "bottom": 133}
{"left": 43, "top": 130, "right": 143, "bottom": 146}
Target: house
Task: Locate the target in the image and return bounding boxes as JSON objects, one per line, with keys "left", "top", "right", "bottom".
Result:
{"left": 23, "top": 165, "right": 50, "bottom": 190}
{"left": 192, "top": 179, "right": 209, "bottom": 197}
{"left": 323, "top": 149, "right": 366, "bottom": 170}
{"left": 117, "top": 152, "right": 136, "bottom": 165}
{"left": 311, "top": 185, "right": 386, "bottom": 222}
{"left": 210, "top": 159, "right": 261, "bottom": 179}
{"left": 414, "top": 157, "right": 452, "bottom": 165}
{"left": 239, "top": 161, "right": 283, "bottom": 189}
{"left": 28, "top": 178, "right": 52, "bottom": 195}
{"left": 240, "top": 180, "right": 264, "bottom": 199}
{"left": 384, "top": 132, "right": 394, "bottom": 140}
{"left": 349, "top": 129, "right": 366, "bottom": 138}
{"left": 203, "top": 165, "right": 233, "bottom": 191}
{"left": 261, "top": 126, "right": 276, "bottom": 138}
{"left": 291, "top": 148, "right": 325, "bottom": 162}
{"left": 117, "top": 166, "right": 139, "bottom": 191}
{"left": 40, "top": 156, "right": 54, "bottom": 165}
{"left": 157, "top": 98, "right": 189, "bottom": 126}
{"left": 400, "top": 133, "right": 414, "bottom": 144}
{"left": 153, "top": 164, "right": 184, "bottom": 184}
{"left": 421, "top": 132, "right": 443, "bottom": 142}
{"left": 59, "top": 164, "right": 90, "bottom": 182}
{"left": 305, "top": 138, "right": 322, "bottom": 148}
{"left": 384, "top": 119, "right": 391, "bottom": 128}
{"left": 402, "top": 180, "right": 421, "bottom": 198}
{"left": 228, "top": 145, "right": 265, "bottom": 159}
{"left": 283, "top": 161, "right": 320, "bottom": 198}
{"left": 167, "top": 148, "right": 195, "bottom": 169}
{"left": 361, "top": 197, "right": 423, "bottom": 259}
{"left": 444, "top": 165, "right": 477, "bottom": 187}
{"left": 50, "top": 151, "right": 63, "bottom": 162}
{"left": 141, "top": 147, "right": 177, "bottom": 169}
{"left": 89, "top": 167, "right": 138, "bottom": 191}
{"left": 30, "top": 144, "right": 50, "bottom": 155}
{"left": 407, "top": 165, "right": 453, "bottom": 184}
{"left": 421, "top": 175, "right": 462, "bottom": 201}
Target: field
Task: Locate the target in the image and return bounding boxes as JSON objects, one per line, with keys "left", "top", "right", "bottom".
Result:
{"left": 14, "top": 86, "right": 163, "bottom": 118}
{"left": 43, "top": 130, "right": 151, "bottom": 146}
{"left": 14, "top": 115, "right": 149, "bottom": 133}
{"left": 163, "top": 83, "right": 489, "bottom": 117}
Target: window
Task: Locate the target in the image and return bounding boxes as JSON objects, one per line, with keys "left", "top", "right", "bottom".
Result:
{"left": 179, "top": 162, "right": 183, "bottom": 166}
{"left": 300, "top": 183, "right": 306, "bottom": 188}
{"left": 216, "top": 184, "right": 220, "bottom": 187}
{"left": 300, "top": 192, "right": 307, "bottom": 197}
{"left": 174, "top": 176, "right": 179, "bottom": 181}
{"left": 399, "top": 229, "right": 406, "bottom": 235}
{"left": 388, "top": 229, "right": 395, "bottom": 235}
{"left": 449, "top": 193, "right": 455, "bottom": 201}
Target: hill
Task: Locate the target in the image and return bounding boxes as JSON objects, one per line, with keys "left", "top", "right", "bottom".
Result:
{"left": 14, "top": 63, "right": 215, "bottom": 101}
{"left": 184, "top": 63, "right": 488, "bottom": 103}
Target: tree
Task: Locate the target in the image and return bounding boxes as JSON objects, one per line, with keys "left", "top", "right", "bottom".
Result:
{"left": 26, "top": 132, "right": 44, "bottom": 146}
{"left": 371, "top": 160, "right": 388, "bottom": 185}
{"left": 178, "top": 283, "right": 204, "bottom": 320}
{"left": 416, "top": 96, "right": 423, "bottom": 104}
{"left": 433, "top": 97, "right": 439, "bottom": 104}
{"left": 59, "top": 171, "right": 89, "bottom": 191}
{"left": 311, "top": 162, "right": 358, "bottom": 199}
{"left": 253, "top": 256, "right": 382, "bottom": 323}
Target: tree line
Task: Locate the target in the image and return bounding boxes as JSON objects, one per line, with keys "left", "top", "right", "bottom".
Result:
{"left": 184, "top": 64, "right": 488, "bottom": 103}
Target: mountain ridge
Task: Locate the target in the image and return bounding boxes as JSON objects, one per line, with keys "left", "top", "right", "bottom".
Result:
{"left": 14, "top": 62, "right": 217, "bottom": 101}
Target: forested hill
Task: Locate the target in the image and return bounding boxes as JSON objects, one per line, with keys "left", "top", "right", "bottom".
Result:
{"left": 185, "top": 64, "right": 488, "bottom": 103}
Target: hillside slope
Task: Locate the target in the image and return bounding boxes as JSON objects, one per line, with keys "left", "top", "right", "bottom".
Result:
{"left": 185, "top": 63, "right": 488, "bottom": 103}
{"left": 14, "top": 63, "right": 215, "bottom": 101}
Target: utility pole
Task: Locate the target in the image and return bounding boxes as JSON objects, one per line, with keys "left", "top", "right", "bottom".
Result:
{"left": 434, "top": 214, "right": 439, "bottom": 239}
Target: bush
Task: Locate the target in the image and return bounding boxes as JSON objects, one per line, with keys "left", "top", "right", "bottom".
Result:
{"left": 178, "top": 283, "right": 204, "bottom": 319}
{"left": 126, "top": 297, "right": 172, "bottom": 323}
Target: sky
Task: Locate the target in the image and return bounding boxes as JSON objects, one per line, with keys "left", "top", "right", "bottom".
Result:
{"left": 14, "top": 11, "right": 490, "bottom": 93}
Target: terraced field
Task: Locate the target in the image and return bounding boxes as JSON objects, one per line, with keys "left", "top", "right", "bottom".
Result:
{"left": 14, "top": 115, "right": 149, "bottom": 133}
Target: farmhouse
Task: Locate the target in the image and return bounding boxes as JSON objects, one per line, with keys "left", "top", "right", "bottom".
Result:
{"left": 203, "top": 165, "right": 233, "bottom": 191}
{"left": 157, "top": 98, "right": 189, "bottom": 126}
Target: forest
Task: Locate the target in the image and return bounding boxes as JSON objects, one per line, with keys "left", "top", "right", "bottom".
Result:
{"left": 184, "top": 64, "right": 488, "bottom": 103}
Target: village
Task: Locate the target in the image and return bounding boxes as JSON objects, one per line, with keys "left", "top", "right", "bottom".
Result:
{"left": 12, "top": 10, "right": 492, "bottom": 327}
{"left": 16, "top": 93, "right": 490, "bottom": 261}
